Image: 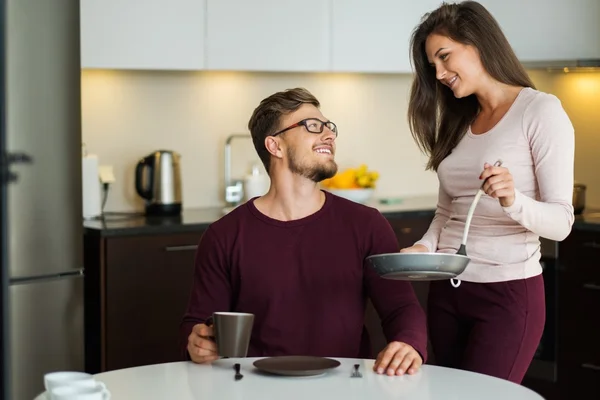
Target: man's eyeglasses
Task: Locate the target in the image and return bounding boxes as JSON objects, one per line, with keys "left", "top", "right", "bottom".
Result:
{"left": 272, "top": 118, "right": 338, "bottom": 137}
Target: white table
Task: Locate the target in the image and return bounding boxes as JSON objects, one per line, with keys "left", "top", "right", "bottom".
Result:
{"left": 35, "top": 358, "right": 544, "bottom": 399}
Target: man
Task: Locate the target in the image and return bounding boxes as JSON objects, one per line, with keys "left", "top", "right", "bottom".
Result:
{"left": 180, "top": 88, "right": 427, "bottom": 376}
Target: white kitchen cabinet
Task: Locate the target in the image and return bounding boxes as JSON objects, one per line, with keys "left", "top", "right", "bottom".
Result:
{"left": 330, "top": 0, "right": 440, "bottom": 73}
{"left": 205, "top": 0, "right": 330, "bottom": 72}
{"left": 332, "top": 0, "right": 600, "bottom": 73}
{"left": 80, "top": 0, "right": 205, "bottom": 70}
{"left": 80, "top": 0, "right": 600, "bottom": 73}
{"left": 479, "top": 0, "right": 600, "bottom": 62}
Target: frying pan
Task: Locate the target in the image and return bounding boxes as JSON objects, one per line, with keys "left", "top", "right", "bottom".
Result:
{"left": 367, "top": 160, "right": 503, "bottom": 281}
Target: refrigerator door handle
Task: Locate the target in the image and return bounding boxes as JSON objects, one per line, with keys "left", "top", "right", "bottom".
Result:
{"left": 9, "top": 269, "right": 83, "bottom": 285}
{"left": 0, "top": 152, "right": 33, "bottom": 184}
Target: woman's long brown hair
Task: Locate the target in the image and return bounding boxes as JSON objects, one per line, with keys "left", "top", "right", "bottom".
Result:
{"left": 408, "top": 1, "right": 535, "bottom": 171}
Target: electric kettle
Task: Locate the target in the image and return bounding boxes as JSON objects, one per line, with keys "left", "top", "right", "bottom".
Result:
{"left": 135, "top": 150, "right": 182, "bottom": 216}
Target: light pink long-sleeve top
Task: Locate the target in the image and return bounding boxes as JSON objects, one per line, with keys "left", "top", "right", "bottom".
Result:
{"left": 415, "top": 87, "right": 575, "bottom": 283}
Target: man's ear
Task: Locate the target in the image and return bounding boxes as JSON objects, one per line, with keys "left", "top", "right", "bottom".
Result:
{"left": 265, "top": 136, "right": 283, "bottom": 159}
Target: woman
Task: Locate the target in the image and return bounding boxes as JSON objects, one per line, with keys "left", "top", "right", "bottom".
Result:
{"left": 403, "top": 1, "right": 574, "bottom": 384}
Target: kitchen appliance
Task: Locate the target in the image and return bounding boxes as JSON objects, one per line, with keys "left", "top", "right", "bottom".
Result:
{"left": 135, "top": 150, "right": 182, "bottom": 216}
{"left": 573, "top": 182, "right": 586, "bottom": 215}
{"left": 1, "top": 1, "right": 84, "bottom": 400}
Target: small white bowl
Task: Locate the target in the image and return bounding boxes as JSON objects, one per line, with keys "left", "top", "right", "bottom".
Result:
{"left": 327, "top": 188, "right": 374, "bottom": 204}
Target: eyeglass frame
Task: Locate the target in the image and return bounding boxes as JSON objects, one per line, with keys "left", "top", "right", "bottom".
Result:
{"left": 271, "top": 118, "right": 338, "bottom": 137}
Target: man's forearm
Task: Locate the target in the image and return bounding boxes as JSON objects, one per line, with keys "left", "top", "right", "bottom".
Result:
{"left": 383, "top": 301, "right": 428, "bottom": 363}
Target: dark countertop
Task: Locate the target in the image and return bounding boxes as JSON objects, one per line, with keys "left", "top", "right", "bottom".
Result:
{"left": 83, "top": 200, "right": 600, "bottom": 238}
{"left": 83, "top": 208, "right": 225, "bottom": 237}
{"left": 84, "top": 196, "right": 439, "bottom": 238}
{"left": 573, "top": 211, "right": 600, "bottom": 233}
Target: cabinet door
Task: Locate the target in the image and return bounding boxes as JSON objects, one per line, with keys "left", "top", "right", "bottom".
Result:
{"left": 105, "top": 232, "right": 203, "bottom": 371}
{"left": 385, "top": 214, "right": 432, "bottom": 250}
{"left": 331, "top": 0, "right": 440, "bottom": 73}
{"left": 557, "top": 230, "right": 600, "bottom": 397}
{"left": 205, "top": 0, "right": 330, "bottom": 72}
{"left": 81, "top": 0, "right": 205, "bottom": 70}
{"left": 480, "top": 0, "right": 600, "bottom": 62}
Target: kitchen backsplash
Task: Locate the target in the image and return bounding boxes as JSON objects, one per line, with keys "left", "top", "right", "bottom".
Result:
{"left": 533, "top": 71, "right": 600, "bottom": 210}
{"left": 81, "top": 69, "right": 600, "bottom": 212}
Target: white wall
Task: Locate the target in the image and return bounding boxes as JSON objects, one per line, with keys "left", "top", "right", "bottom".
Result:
{"left": 81, "top": 69, "right": 600, "bottom": 212}
{"left": 81, "top": 70, "right": 438, "bottom": 212}
{"left": 529, "top": 70, "right": 600, "bottom": 209}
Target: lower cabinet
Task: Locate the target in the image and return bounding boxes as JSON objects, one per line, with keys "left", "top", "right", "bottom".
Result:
{"left": 386, "top": 214, "right": 432, "bottom": 250}
{"left": 84, "top": 231, "right": 204, "bottom": 373}
{"left": 557, "top": 229, "right": 600, "bottom": 398}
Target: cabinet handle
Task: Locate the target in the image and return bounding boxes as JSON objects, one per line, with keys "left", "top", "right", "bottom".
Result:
{"left": 582, "top": 241, "right": 600, "bottom": 249}
{"left": 164, "top": 245, "right": 198, "bottom": 252}
{"left": 582, "top": 363, "right": 600, "bottom": 372}
{"left": 583, "top": 283, "right": 600, "bottom": 291}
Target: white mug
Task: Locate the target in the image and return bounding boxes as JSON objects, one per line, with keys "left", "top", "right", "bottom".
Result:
{"left": 50, "top": 382, "right": 110, "bottom": 400}
{"left": 44, "top": 372, "right": 96, "bottom": 392}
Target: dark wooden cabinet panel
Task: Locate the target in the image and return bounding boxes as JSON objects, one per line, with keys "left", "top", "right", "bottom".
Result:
{"left": 557, "top": 229, "right": 600, "bottom": 398}
{"left": 386, "top": 216, "right": 432, "bottom": 250}
{"left": 558, "top": 276, "right": 600, "bottom": 351}
{"left": 85, "top": 231, "right": 204, "bottom": 373}
{"left": 105, "top": 233, "right": 203, "bottom": 371}
{"left": 557, "top": 358, "right": 600, "bottom": 399}
{"left": 558, "top": 230, "right": 600, "bottom": 282}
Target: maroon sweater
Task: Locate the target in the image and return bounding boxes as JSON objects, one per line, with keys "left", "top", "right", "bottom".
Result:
{"left": 180, "top": 191, "right": 427, "bottom": 360}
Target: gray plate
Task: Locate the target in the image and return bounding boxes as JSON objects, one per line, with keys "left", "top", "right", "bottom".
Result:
{"left": 253, "top": 356, "right": 341, "bottom": 376}
{"left": 366, "top": 252, "right": 471, "bottom": 281}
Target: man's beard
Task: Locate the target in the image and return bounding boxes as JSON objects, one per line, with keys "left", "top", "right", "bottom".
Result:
{"left": 287, "top": 147, "right": 338, "bottom": 182}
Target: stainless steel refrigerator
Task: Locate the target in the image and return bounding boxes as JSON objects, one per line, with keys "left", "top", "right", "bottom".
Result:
{"left": 1, "top": 1, "right": 83, "bottom": 399}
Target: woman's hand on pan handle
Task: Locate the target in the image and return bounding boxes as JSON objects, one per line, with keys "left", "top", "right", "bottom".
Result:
{"left": 399, "top": 244, "right": 429, "bottom": 253}
{"left": 479, "top": 162, "right": 515, "bottom": 207}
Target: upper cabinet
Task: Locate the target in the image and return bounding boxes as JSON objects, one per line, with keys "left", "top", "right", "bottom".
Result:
{"left": 80, "top": 0, "right": 600, "bottom": 72}
{"left": 80, "top": 0, "right": 205, "bottom": 70}
{"left": 480, "top": 0, "right": 600, "bottom": 62}
{"left": 331, "top": 0, "right": 438, "bottom": 73}
{"left": 205, "top": 0, "right": 330, "bottom": 72}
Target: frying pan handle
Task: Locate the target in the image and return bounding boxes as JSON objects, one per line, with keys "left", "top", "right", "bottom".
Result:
{"left": 461, "top": 160, "right": 503, "bottom": 247}
{"left": 461, "top": 190, "right": 484, "bottom": 247}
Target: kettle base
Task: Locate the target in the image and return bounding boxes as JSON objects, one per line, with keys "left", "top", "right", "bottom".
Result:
{"left": 145, "top": 203, "right": 182, "bottom": 216}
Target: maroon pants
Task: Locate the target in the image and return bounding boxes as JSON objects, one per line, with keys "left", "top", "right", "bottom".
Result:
{"left": 427, "top": 274, "right": 545, "bottom": 384}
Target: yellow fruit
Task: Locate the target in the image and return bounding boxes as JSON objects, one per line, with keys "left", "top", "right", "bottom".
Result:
{"left": 322, "top": 165, "right": 380, "bottom": 190}
{"left": 356, "top": 164, "right": 368, "bottom": 177}
{"left": 337, "top": 169, "right": 356, "bottom": 189}
{"left": 357, "top": 175, "right": 371, "bottom": 188}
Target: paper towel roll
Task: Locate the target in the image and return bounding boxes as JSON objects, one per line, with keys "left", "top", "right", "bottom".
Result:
{"left": 82, "top": 154, "right": 102, "bottom": 219}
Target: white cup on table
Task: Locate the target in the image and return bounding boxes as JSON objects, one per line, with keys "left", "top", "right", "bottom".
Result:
{"left": 44, "top": 371, "right": 110, "bottom": 399}
{"left": 49, "top": 382, "right": 110, "bottom": 400}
